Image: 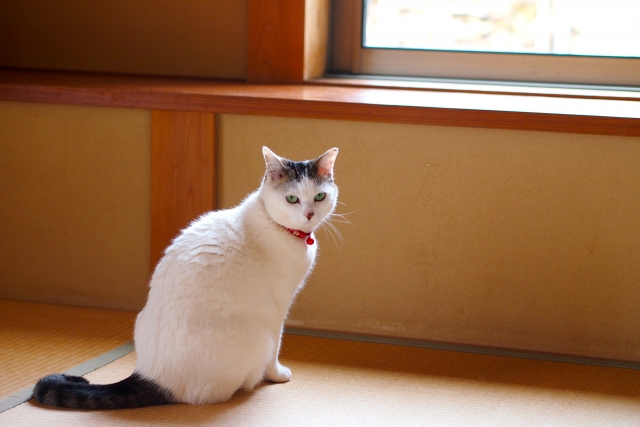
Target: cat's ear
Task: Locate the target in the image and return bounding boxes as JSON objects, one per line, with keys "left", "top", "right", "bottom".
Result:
{"left": 263, "top": 146, "right": 285, "bottom": 182}
{"left": 316, "top": 148, "right": 339, "bottom": 178}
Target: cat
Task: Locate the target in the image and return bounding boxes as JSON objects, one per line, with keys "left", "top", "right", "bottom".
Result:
{"left": 32, "top": 146, "right": 339, "bottom": 409}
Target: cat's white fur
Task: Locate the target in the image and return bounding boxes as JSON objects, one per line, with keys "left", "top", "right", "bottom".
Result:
{"left": 133, "top": 147, "right": 339, "bottom": 404}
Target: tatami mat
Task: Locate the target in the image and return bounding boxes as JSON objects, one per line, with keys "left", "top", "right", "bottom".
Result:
{"left": 2, "top": 333, "right": 640, "bottom": 426}
{"left": 0, "top": 300, "right": 136, "bottom": 399}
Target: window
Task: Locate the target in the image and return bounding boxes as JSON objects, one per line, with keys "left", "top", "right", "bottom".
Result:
{"left": 331, "top": 0, "right": 640, "bottom": 87}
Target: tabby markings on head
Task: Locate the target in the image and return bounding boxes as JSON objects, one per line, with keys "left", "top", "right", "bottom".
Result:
{"left": 266, "top": 159, "right": 333, "bottom": 189}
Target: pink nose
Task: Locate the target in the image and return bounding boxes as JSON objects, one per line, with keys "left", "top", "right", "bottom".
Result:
{"left": 306, "top": 212, "right": 314, "bottom": 220}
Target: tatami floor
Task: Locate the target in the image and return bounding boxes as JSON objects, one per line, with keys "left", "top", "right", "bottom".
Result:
{"left": 2, "top": 300, "right": 640, "bottom": 426}
{"left": 0, "top": 300, "right": 136, "bottom": 400}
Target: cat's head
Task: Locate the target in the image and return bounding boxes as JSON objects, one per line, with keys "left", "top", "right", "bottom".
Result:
{"left": 260, "top": 147, "right": 339, "bottom": 233}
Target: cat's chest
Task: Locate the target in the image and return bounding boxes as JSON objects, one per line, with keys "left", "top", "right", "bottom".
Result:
{"left": 262, "top": 238, "right": 315, "bottom": 309}
{"left": 269, "top": 240, "right": 314, "bottom": 280}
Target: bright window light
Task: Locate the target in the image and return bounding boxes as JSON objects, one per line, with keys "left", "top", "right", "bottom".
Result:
{"left": 364, "top": 0, "right": 640, "bottom": 57}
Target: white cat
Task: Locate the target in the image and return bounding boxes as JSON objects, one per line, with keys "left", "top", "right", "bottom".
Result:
{"left": 33, "top": 146, "right": 339, "bottom": 409}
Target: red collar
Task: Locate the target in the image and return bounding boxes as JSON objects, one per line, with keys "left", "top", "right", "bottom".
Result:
{"left": 282, "top": 226, "right": 315, "bottom": 245}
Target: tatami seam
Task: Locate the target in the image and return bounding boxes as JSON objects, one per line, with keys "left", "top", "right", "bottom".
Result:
{"left": 0, "top": 341, "right": 134, "bottom": 414}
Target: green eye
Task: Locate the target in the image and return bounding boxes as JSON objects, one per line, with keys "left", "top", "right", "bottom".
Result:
{"left": 314, "top": 192, "right": 326, "bottom": 201}
{"left": 286, "top": 195, "right": 299, "bottom": 204}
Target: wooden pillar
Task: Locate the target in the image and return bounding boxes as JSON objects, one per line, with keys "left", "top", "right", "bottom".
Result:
{"left": 247, "top": 0, "right": 330, "bottom": 83}
{"left": 150, "top": 111, "right": 216, "bottom": 269}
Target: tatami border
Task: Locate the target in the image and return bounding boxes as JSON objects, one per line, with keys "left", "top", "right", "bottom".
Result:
{"left": 0, "top": 341, "right": 134, "bottom": 413}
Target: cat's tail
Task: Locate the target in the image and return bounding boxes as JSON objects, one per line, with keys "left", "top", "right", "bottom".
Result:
{"left": 32, "top": 373, "right": 174, "bottom": 410}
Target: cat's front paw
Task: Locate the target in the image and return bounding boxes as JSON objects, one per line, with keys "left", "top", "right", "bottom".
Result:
{"left": 265, "top": 361, "right": 291, "bottom": 383}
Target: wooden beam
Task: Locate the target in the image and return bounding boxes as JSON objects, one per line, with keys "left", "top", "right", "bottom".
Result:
{"left": 303, "top": 0, "right": 330, "bottom": 81}
{"left": 247, "top": 0, "right": 329, "bottom": 83}
{"left": 150, "top": 111, "right": 216, "bottom": 269}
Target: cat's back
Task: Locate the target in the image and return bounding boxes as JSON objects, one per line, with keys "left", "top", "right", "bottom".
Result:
{"left": 158, "top": 193, "right": 261, "bottom": 273}
{"left": 138, "top": 193, "right": 268, "bottom": 337}
{"left": 173, "top": 204, "right": 245, "bottom": 253}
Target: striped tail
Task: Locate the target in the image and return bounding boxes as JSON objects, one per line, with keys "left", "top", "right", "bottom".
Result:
{"left": 32, "top": 373, "right": 174, "bottom": 410}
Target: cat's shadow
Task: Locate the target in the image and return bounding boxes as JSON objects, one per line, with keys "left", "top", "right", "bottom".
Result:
{"left": 96, "top": 381, "right": 281, "bottom": 425}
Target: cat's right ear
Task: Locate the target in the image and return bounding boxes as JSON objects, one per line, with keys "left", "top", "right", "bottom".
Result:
{"left": 263, "top": 146, "right": 285, "bottom": 182}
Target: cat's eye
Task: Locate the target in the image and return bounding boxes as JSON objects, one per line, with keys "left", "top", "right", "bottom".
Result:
{"left": 314, "top": 192, "right": 326, "bottom": 201}
{"left": 286, "top": 195, "right": 299, "bottom": 204}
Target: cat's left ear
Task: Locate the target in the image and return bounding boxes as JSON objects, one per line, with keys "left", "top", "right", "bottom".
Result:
{"left": 316, "top": 148, "right": 339, "bottom": 178}
{"left": 263, "top": 146, "right": 285, "bottom": 182}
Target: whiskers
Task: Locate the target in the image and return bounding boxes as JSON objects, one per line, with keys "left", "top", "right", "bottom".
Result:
{"left": 319, "top": 208, "right": 357, "bottom": 249}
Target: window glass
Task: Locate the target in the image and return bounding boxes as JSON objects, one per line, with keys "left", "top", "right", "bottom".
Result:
{"left": 364, "top": 0, "right": 640, "bottom": 58}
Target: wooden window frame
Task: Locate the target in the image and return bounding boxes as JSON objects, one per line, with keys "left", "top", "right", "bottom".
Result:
{"left": 330, "top": 0, "right": 640, "bottom": 87}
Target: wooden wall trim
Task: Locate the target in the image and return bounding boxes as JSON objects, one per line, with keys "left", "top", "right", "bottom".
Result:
{"left": 248, "top": 0, "right": 304, "bottom": 83}
{"left": 247, "top": 0, "right": 329, "bottom": 83}
{"left": 1, "top": 69, "right": 639, "bottom": 137}
{"left": 151, "top": 111, "right": 216, "bottom": 269}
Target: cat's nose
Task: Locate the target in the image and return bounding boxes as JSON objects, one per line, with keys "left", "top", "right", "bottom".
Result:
{"left": 306, "top": 212, "right": 314, "bottom": 220}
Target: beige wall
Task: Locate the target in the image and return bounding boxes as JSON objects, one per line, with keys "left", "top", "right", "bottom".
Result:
{"left": 2, "top": 102, "right": 639, "bottom": 362}
{"left": 0, "top": 101, "right": 151, "bottom": 310}
{"left": 0, "top": 0, "right": 248, "bottom": 79}
{"left": 219, "top": 114, "right": 640, "bottom": 362}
